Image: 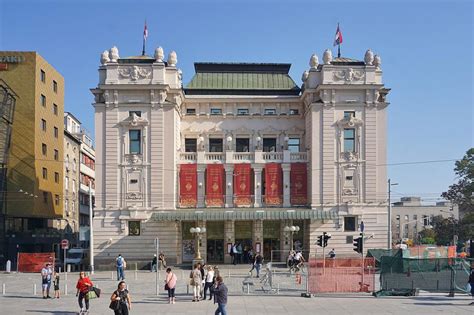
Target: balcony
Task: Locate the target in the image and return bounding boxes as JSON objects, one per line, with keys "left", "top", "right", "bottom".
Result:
{"left": 179, "top": 150, "right": 307, "bottom": 164}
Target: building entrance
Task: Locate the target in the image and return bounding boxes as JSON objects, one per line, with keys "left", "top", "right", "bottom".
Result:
{"left": 263, "top": 221, "right": 281, "bottom": 261}
{"left": 206, "top": 221, "right": 224, "bottom": 263}
{"left": 235, "top": 220, "right": 253, "bottom": 264}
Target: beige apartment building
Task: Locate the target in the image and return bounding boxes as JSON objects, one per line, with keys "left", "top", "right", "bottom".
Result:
{"left": 92, "top": 46, "right": 390, "bottom": 266}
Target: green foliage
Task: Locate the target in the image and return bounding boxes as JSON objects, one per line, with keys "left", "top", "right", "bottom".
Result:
{"left": 420, "top": 237, "right": 435, "bottom": 245}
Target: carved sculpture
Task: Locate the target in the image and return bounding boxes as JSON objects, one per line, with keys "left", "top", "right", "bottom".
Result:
{"left": 154, "top": 46, "right": 164, "bottom": 62}
{"left": 109, "top": 46, "right": 120, "bottom": 62}
{"left": 301, "top": 70, "right": 309, "bottom": 82}
{"left": 168, "top": 51, "right": 178, "bottom": 66}
{"left": 100, "top": 50, "right": 110, "bottom": 65}
{"left": 323, "top": 49, "right": 333, "bottom": 64}
{"left": 309, "top": 54, "right": 319, "bottom": 69}
{"left": 374, "top": 55, "right": 382, "bottom": 70}
{"left": 364, "top": 49, "right": 374, "bottom": 65}
{"left": 333, "top": 68, "right": 365, "bottom": 82}
{"left": 118, "top": 66, "right": 151, "bottom": 81}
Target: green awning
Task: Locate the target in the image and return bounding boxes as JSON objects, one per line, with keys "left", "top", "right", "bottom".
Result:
{"left": 150, "top": 209, "right": 338, "bottom": 221}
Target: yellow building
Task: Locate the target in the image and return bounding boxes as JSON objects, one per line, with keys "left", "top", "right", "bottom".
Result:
{"left": 0, "top": 51, "right": 64, "bottom": 254}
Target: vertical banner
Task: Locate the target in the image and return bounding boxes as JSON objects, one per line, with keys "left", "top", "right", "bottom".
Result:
{"left": 290, "top": 163, "right": 308, "bottom": 205}
{"left": 234, "top": 164, "right": 252, "bottom": 207}
{"left": 265, "top": 163, "right": 282, "bottom": 205}
{"left": 206, "top": 164, "right": 224, "bottom": 207}
{"left": 179, "top": 164, "right": 197, "bottom": 207}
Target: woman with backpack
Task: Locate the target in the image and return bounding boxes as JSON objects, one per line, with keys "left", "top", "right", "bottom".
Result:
{"left": 110, "top": 281, "right": 131, "bottom": 315}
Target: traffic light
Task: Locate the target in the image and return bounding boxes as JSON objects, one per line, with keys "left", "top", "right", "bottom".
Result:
{"left": 323, "top": 233, "right": 331, "bottom": 248}
{"left": 317, "top": 235, "right": 323, "bottom": 247}
{"left": 353, "top": 235, "right": 363, "bottom": 254}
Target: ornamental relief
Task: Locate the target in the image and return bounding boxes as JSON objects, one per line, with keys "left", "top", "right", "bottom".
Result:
{"left": 333, "top": 68, "right": 365, "bottom": 82}
{"left": 118, "top": 66, "right": 152, "bottom": 81}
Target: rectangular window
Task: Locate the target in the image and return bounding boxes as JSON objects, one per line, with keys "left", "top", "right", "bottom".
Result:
{"left": 129, "top": 130, "right": 141, "bottom": 154}
{"left": 346, "top": 235, "right": 354, "bottom": 244}
{"left": 343, "top": 128, "right": 355, "bottom": 152}
{"left": 185, "top": 138, "right": 197, "bottom": 152}
{"left": 54, "top": 172, "right": 59, "bottom": 183}
{"left": 186, "top": 108, "right": 196, "bottom": 115}
{"left": 209, "top": 138, "right": 223, "bottom": 152}
{"left": 42, "top": 167, "right": 47, "bottom": 179}
{"left": 344, "top": 111, "right": 355, "bottom": 119}
{"left": 264, "top": 108, "right": 276, "bottom": 115}
{"left": 210, "top": 108, "right": 222, "bottom": 115}
{"left": 43, "top": 192, "right": 48, "bottom": 203}
{"left": 344, "top": 216, "right": 357, "bottom": 232}
{"left": 128, "top": 221, "right": 141, "bottom": 236}
{"left": 237, "top": 109, "right": 249, "bottom": 116}
{"left": 290, "top": 109, "right": 299, "bottom": 115}
{"left": 65, "top": 176, "right": 69, "bottom": 189}
{"left": 41, "top": 94, "right": 46, "bottom": 107}
{"left": 263, "top": 138, "right": 277, "bottom": 152}
{"left": 55, "top": 194, "right": 59, "bottom": 206}
{"left": 288, "top": 138, "right": 300, "bottom": 152}
{"left": 236, "top": 138, "right": 250, "bottom": 152}
{"left": 72, "top": 180, "right": 76, "bottom": 192}
{"left": 129, "top": 111, "right": 141, "bottom": 117}
{"left": 42, "top": 143, "right": 47, "bottom": 156}
{"left": 54, "top": 127, "right": 58, "bottom": 138}
{"left": 41, "top": 119, "right": 46, "bottom": 131}
{"left": 404, "top": 215, "right": 409, "bottom": 221}
{"left": 53, "top": 80, "right": 58, "bottom": 93}
{"left": 413, "top": 214, "right": 418, "bottom": 220}
{"left": 53, "top": 104, "right": 58, "bottom": 115}
{"left": 40, "top": 70, "right": 46, "bottom": 82}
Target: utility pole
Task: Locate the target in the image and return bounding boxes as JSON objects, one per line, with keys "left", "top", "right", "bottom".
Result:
{"left": 89, "top": 183, "right": 94, "bottom": 274}
{"left": 387, "top": 179, "right": 398, "bottom": 249}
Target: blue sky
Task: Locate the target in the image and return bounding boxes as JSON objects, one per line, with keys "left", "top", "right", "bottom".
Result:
{"left": 1, "top": 0, "right": 472, "bottom": 203}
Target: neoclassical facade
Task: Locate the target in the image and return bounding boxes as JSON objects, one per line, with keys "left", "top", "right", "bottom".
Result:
{"left": 92, "top": 46, "right": 390, "bottom": 266}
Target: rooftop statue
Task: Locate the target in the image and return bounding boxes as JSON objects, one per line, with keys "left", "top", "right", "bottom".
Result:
{"left": 374, "top": 55, "right": 382, "bottom": 70}
{"left": 364, "top": 49, "right": 374, "bottom": 65}
{"left": 100, "top": 50, "right": 110, "bottom": 65}
{"left": 168, "top": 51, "right": 178, "bottom": 66}
{"left": 154, "top": 47, "right": 164, "bottom": 62}
{"left": 309, "top": 54, "right": 319, "bottom": 69}
{"left": 109, "top": 46, "right": 120, "bottom": 62}
{"left": 323, "top": 49, "right": 332, "bottom": 65}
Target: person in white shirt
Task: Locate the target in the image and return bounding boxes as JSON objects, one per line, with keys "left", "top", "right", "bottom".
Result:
{"left": 203, "top": 265, "right": 215, "bottom": 300}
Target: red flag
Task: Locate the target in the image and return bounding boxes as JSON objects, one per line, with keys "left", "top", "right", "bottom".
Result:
{"left": 334, "top": 23, "right": 343, "bottom": 46}
{"left": 143, "top": 21, "right": 148, "bottom": 41}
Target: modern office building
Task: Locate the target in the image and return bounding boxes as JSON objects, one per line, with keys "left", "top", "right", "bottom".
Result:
{"left": 92, "top": 46, "right": 390, "bottom": 266}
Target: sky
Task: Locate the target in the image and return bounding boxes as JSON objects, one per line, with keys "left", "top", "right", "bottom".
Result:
{"left": 0, "top": 0, "right": 472, "bottom": 203}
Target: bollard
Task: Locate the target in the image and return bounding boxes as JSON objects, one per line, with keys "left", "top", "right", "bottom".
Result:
{"left": 111, "top": 271, "right": 114, "bottom": 280}
{"left": 228, "top": 269, "right": 231, "bottom": 278}
{"left": 6, "top": 260, "right": 11, "bottom": 273}
{"left": 2, "top": 283, "right": 5, "bottom": 295}
{"left": 64, "top": 283, "right": 68, "bottom": 296}
{"left": 59, "top": 266, "right": 61, "bottom": 273}
{"left": 277, "top": 283, "right": 279, "bottom": 294}
{"left": 247, "top": 283, "right": 250, "bottom": 294}
{"left": 33, "top": 283, "right": 37, "bottom": 295}
{"left": 186, "top": 285, "right": 189, "bottom": 294}
{"left": 134, "top": 270, "right": 137, "bottom": 280}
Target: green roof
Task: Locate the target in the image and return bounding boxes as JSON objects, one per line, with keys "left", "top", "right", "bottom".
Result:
{"left": 150, "top": 209, "right": 338, "bottom": 221}
{"left": 184, "top": 63, "right": 300, "bottom": 96}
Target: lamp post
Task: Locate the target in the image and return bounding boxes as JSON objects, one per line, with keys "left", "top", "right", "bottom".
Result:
{"left": 190, "top": 226, "right": 206, "bottom": 260}
{"left": 284, "top": 225, "right": 300, "bottom": 251}
{"left": 387, "top": 179, "right": 398, "bottom": 249}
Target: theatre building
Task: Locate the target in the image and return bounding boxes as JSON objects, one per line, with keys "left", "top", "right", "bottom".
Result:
{"left": 92, "top": 46, "right": 390, "bottom": 266}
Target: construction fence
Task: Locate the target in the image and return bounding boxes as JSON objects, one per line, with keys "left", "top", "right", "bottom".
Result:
{"left": 17, "top": 252, "right": 55, "bottom": 273}
{"left": 307, "top": 257, "right": 376, "bottom": 293}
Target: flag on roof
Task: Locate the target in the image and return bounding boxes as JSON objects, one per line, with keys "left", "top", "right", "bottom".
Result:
{"left": 143, "top": 21, "right": 148, "bottom": 41}
{"left": 333, "top": 23, "right": 343, "bottom": 46}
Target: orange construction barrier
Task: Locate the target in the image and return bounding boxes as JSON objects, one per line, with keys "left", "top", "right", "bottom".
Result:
{"left": 18, "top": 253, "right": 55, "bottom": 273}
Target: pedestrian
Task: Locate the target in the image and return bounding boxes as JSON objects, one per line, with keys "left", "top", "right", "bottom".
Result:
{"left": 328, "top": 248, "right": 336, "bottom": 259}
{"left": 190, "top": 263, "right": 202, "bottom": 302}
{"left": 164, "top": 267, "right": 177, "bottom": 304}
{"left": 254, "top": 252, "right": 263, "bottom": 278}
{"left": 236, "top": 242, "right": 243, "bottom": 264}
{"left": 116, "top": 254, "right": 126, "bottom": 281}
{"left": 231, "top": 244, "right": 238, "bottom": 265}
{"left": 199, "top": 263, "right": 206, "bottom": 298}
{"left": 75, "top": 271, "right": 93, "bottom": 314}
{"left": 158, "top": 252, "right": 167, "bottom": 270}
{"left": 110, "top": 281, "right": 131, "bottom": 315}
{"left": 151, "top": 254, "right": 157, "bottom": 272}
{"left": 203, "top": 265, "right": 215, "bottom": 300}
{"left": 468, "top": 269, "right": 474, "bottom": 305}
{"left": 41, "top": 262, "right": 53, "bottom": 299}
{"left": 53, "top": 271, "right": 60, "bottom": 299}
{"left": 211, "top": 276, "right": 228, "bottom": 315}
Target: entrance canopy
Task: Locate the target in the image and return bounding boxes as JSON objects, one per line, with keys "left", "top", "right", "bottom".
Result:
{"left": 150, "top": 208, "right": 338, "bottom": 221}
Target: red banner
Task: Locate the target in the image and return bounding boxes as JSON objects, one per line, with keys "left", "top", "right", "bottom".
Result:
{"left": 179, "top": 164, "right": 197, "bottom": 207}
{"left": 265, "top": 163, "right": 282, "bottom": 205}
{"left": 18, "top": 252, "right": 55, "bottom": 273}
{"left": 234, "top": 164, "right": 252, "bottom": 207}
{"left": 206, "top": 164, "right": 224, "bottom": 207}
{"left": 291, "top": 163, "right": 307, "bottom": 205}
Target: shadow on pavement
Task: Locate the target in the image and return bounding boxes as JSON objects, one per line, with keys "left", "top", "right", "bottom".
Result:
{"left": 412, "top": 303, "right": 455, "bottom": 306}
{"left": 25, "top": 311, "right": 77, "bottom": 314}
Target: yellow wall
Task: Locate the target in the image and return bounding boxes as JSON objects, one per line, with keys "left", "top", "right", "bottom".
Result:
{"left": 0, "top": 51, "right": 64, "bottom": 218}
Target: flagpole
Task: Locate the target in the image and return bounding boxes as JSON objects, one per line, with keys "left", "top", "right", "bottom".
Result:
{"left": 338, "top": 44, "right": 341, "bottom": 58}
{"left": 142, "top": 39, "right": 145, "bottom": 56}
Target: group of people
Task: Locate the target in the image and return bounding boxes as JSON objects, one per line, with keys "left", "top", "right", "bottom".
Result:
{"left": 229, "top": 242, "right": 256, "bottom": 265}
{"left": 40, "top": 263, "right": 60, "bottom": 299}
{"left": 189, "top": 262, "right": 228, "bottom": 314}
{"left": 151, "top": 252, "right": 167, "bottom": 272}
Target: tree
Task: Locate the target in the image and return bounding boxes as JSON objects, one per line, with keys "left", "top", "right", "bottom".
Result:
{"left": 458, "top": 212, "right": 474, "bottom": 241}
{"left": 441, "top": 148, "right": 474, "bottom": 216}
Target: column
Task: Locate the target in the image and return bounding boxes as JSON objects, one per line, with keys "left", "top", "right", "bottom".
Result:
{"left": 253, "top": 165, "right": 263, "bottom": 207}
{"left": 225, "top": 165, "right": 234, "bottom": 208}
{"left": 253, "top": 219, "right": 263, "bottom": 254}
{"left": 224, "top": 220, "right": 235, "bottom": 264}
{"left": 282, "top": 164, "right": 291, "bottom": 207}
{"left": 197, "top": 165, "right": 206, "bottom": 208}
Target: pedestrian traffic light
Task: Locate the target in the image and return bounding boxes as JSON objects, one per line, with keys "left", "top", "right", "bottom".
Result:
{"left": 317, "top": 235, "right": 323, "bottom": 247}
{"left": 353, "top": 235, "right": 363, "bottom": 254}
{"left": 323, "top": 233, "right": 331, "bottom": 248}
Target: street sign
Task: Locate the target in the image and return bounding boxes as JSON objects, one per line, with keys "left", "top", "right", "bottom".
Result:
{"left": 61, "top": 239, "right": 69, "bottom": 250}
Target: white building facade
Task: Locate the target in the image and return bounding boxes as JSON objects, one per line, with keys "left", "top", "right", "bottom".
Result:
{"left": 92, "top": 46, "right": 390, "bottom": 266}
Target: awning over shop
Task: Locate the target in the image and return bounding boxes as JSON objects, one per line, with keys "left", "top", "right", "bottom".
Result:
{"left": 150, "top": 208, "right": 338, "bottom": 221}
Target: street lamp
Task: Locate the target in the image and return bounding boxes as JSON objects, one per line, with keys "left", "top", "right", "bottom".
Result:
{"left": 387, "top": 179, "right": 398, "bottom": 250}
{"left": 190, "top": 226, "right": 206, "bottom": 259}
{"left": 284, "top": 225, "right": 300, "bottom": 251}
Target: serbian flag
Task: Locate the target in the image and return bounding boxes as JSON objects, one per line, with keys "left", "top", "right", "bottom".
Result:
{"left": 333, "top": 23, "right": 343, "bottom": 46}
{"left": 143, "top": 21, "right": 148, "bottom": 41}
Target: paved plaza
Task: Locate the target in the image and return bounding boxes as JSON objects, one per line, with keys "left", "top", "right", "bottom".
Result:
{"left": 0, "top": 268, "right": 473, "bottom": 314}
